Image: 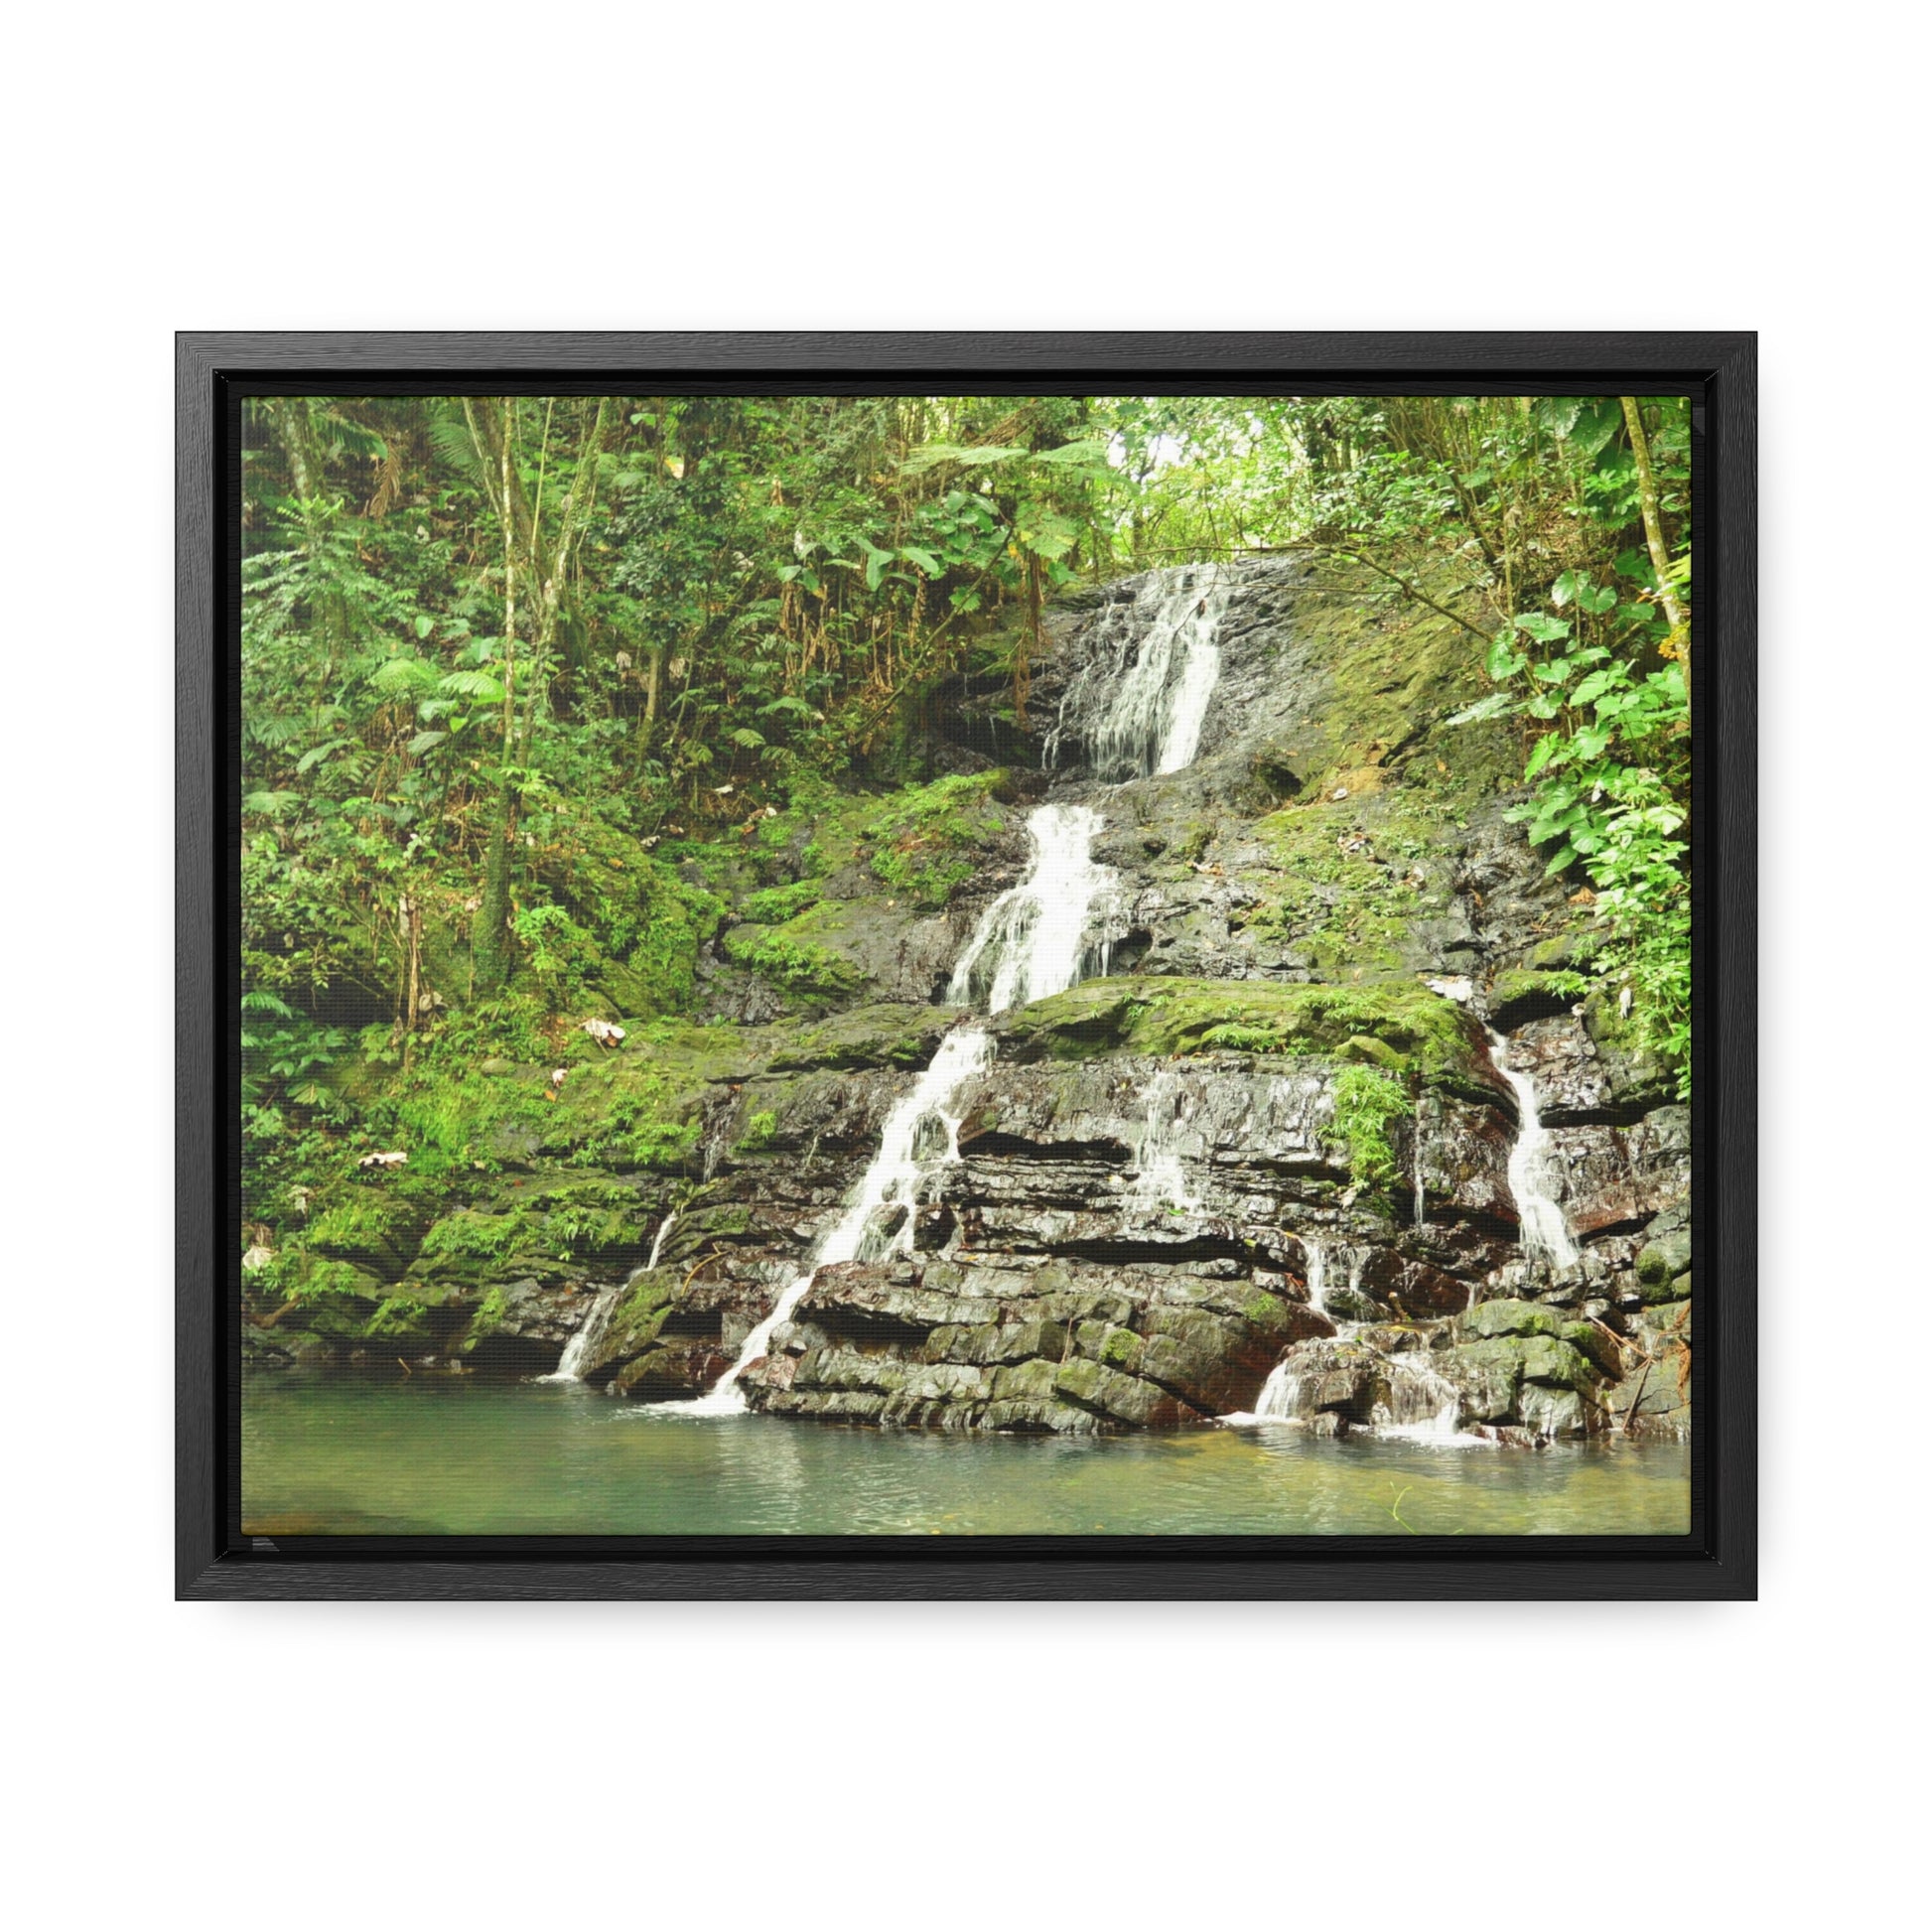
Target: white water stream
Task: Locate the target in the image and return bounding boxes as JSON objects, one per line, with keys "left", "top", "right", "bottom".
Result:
{"left": 681, "top": 1029, "right": 995, "bottom": 1412}
{"left": 946, "top": 803, "right": 1118, "bottom": 1014}
{"left": 1486, "top": 1028, "right": 1581, "bottom": 1272}
{"left": 1051, "top": 565, "right": 1232, "bottom": 779}
{"left": 679, "top": 568, "right": 1235, "bottom": 1411}
{"left": 1129, "top": 1068, "right": 1202, "bottom": 1211}
{"left": 539, "top": 1210, "right": 680, "bottom": 1384}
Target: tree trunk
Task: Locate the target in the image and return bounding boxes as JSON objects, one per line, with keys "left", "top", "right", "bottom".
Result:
{"left": 472, "top": 410, "right": 518, "bottom": 998}
{"left": 1620, "top": 396, "right": 1690, "bottom": 722}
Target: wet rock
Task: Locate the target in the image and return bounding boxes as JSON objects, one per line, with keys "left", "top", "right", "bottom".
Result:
{"left": 1636, "top": 1228, "right": 1693, "bottom": 1285}
{"left": 1458, "top": 1299, "right": 1559, "bottom": 1341}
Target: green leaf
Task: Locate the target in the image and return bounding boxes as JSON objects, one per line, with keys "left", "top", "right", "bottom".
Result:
{"left": 897, "top": 442, "right": 1030, "bottom": 477}
{"left": 413, "top": 615, "right": 434, "bottom": 640}
{"left": 407, "top": 731, "right": 449, "bottom": 757}
{"left": 1484, "top": 632, "right": 1528, "bottom": 681}
{"left": 369, "top": 655, "right": 438, "bottom": 696}
{"left": 1448, "top": 691, "right": 1514, "bottom": 725}
{"left": 899, "top": 546, "right": 945, "bottom": 578}
{"left": 1551, "top": 571, "right": 1580, "bottom": 609}
{"left": 1541, "top": 843, "right": 1578, "bottom": 878}
{"left": 1523, "top": 734, "right": 1561, "bottom": 780}
{"left": 439, "top": 670, "right": 505, "bottom": 701}
{"left": 1514, "top": 613, "right": 1572, "bottom": 643}
{"left": 1030, "top": 438, "right": 1111, "bottom": 468}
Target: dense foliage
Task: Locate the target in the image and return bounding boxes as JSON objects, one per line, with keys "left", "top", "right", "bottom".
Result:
{"left": 241, "top": 391, "right": 1693, "bottom": 1248}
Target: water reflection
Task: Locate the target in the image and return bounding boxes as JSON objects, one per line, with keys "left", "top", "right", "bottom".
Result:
{"left": 242, "top": 1375, "right": 1690, "bottom": 1539}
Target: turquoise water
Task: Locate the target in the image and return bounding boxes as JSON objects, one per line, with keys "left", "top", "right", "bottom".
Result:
{"left": 241, "top": 1374, "right": 1690, "bottom": 1537}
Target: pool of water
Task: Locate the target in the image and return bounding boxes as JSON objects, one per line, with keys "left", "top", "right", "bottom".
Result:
{"left": 240, "top": 1374, "right": 1689, "bottom": 1538}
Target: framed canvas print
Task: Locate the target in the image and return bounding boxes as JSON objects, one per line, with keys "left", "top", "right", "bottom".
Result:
{"left": 178, "top": 332, "right": 1755, "bottom": 1598}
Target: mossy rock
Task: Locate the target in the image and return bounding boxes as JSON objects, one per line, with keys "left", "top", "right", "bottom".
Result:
{"left": 1560, "top": 1318, "right": 1628, "bottom": 1379}
{"left": 992, "top": 975, "right": 1490, "bottom": 1094}
{"left": 273, "top": 1259, "right": 389, "bottom": 1339}
{"left": 1458, "top": 1299, "right": 1559, "bottom": 1341}
{"left": 766, "top": 1003, "right": 957, "bottom": 1072}
{"left": 1486, "top": 967, "right": 1590, "bottom": 1030}
{"left": 363, "top": 1296, "right": 435, "bottom": 1343}
{"left": 1636, "top": 1230, "right": 1692, "bottom": 1285}
{"left": 306, "top": 1189, "right": 427, "bottom": 1279}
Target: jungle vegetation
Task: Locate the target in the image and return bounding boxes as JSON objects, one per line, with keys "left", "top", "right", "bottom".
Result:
{"left": 241, "top": 392, "right": 1692, "bottom": 1235}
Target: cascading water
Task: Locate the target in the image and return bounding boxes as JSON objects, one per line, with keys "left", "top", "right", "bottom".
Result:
{"left": 1369, "top": 1358, "right": 1467, "bottom": 1444}
{"left": 539, "top": 1210, "right": 680, "bottom": 1384}
{"left": 1130, "top": 1068, "right": 1201, "bottom": 1211}
{"left": 1305, "top": 1239, "right": 1328, "bottom": 1312}
{"left": 1486, "top": 1029, "right": 1580, "bottom": 1272}
{"left": 677, "top": 568, "right": 1231, "bottom": 1419}
{"left": 946, "top": 803, "right": 1118, "bottom": 1014}
{"left": 1049, "top": 565, "right": 1231, "bottom": 779}
{"left": 681, "top": 1029, "right": 995, "bottom": 1412}
{"left": 1253, "top": 1358, "right": 1303, "bottom": 1421}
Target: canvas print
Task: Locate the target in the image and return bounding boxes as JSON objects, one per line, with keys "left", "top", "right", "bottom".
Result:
{"left": 238, "top": 392, "right": 1693, "bottom": 1537}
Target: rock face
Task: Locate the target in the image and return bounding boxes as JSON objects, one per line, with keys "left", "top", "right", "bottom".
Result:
{"left": 254, "top": 557, "right": 1691, "bottom": 1442}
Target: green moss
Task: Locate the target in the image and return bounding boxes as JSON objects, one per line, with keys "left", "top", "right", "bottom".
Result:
{"left": 1488, "top": 966, "right": 1590, "bottom": 1011}
{"left": 1241, "top": 796, "right": 1444, "bottom": 974}
{"left": 364, "top": 1296, "right": 431, "bottom": 1341}
{"left": 722, "top": 922, "right": 863, "bottom": 997}
{"left": 416, "top": 1177, "right": 648, "bottom": 1269}
{"left": 860, "top": 772, "right": 1008, "bottom": 907}
{"left": 417, "top": 1207, "right": 531, "bottom": 1263}
{"left": 1243, "top": 1292, "right": 1294, "bottom": 1332}
{"left": 531, "top": 809, "right": 727, "bottom": 1018}
{"left": 765, "top": 1003, "right": 954, "bottom": 1071}
{"left": 997, "top": 976, "right": 1485, "bottom": 1091}
{"left": 741, "top": 880, "right": 824, "bottom": 925}
{"left": 1283, "top": 554, "right": 1517, "bottom": 795}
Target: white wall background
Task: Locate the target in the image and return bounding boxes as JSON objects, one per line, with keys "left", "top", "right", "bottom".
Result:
{"left": 3, "top": 2, "right": 1915, "bottom": 1923}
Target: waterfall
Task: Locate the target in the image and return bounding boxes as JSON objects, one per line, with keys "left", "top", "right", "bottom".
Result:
{"left": 1051, "top": 565, "right": 1232, "bottom": 779}
{"left": 1253, "top": 1359, "right": 1303, "bottom": 1421}
{"left": 1346, "top": 1245, "right": 1369, "bottom": 1303}
{"left": 1305, "top": 1239, "right": 1327, "bottom": 1311}
{"left": 539, "top": 1287, "right": 622, "bottom": 1385}
{"left": 537, "top": 1210, "right": 679, "bottom": 1384}
{"left": 1486, "top": 1029, "right": 1581, "bottom": 1272}
{"left": 1370, "top": 1357, "right": 1467, "bottom": 1443}
{"left": 946, "top": 803, "right": 1118, "bottom": 1014}
{"left": 682, "top": 1028, "right": 995, "bottom": 1412}
{"left": 1131, "top": 1068, "right": 1200, "bottom": 1210}
{"left": 647, "top": 1211, "right": 679, "bottom": 1273}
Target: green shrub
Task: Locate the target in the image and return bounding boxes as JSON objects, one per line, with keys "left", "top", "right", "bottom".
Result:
{"left": 1322, "top": 1065, "right": 1413, "bottom": 1193}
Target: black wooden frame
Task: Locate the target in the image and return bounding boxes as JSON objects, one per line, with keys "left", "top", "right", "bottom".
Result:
{"left": 178, "top": 332, "right": 1756, "bottom": 1599}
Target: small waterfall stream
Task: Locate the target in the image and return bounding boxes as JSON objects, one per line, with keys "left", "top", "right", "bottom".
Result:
{"left": 1048, "top": 565, "right": 1231, "bottom": 778}
{"left": 682, "top": 1029, "right": 995, "bottom": 1412}
{"left": 946, "top": 803, "right": 1118, "bottom": 1014}
{"left": 1486, "top": 1029, "right": 1580, "bottom": 1272}
{"left": 1129, "top": 1068, "right": 1201, "bottom": 1212}
{"left": 539, "top": 1210, "right": 679, "bottom": 1384}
